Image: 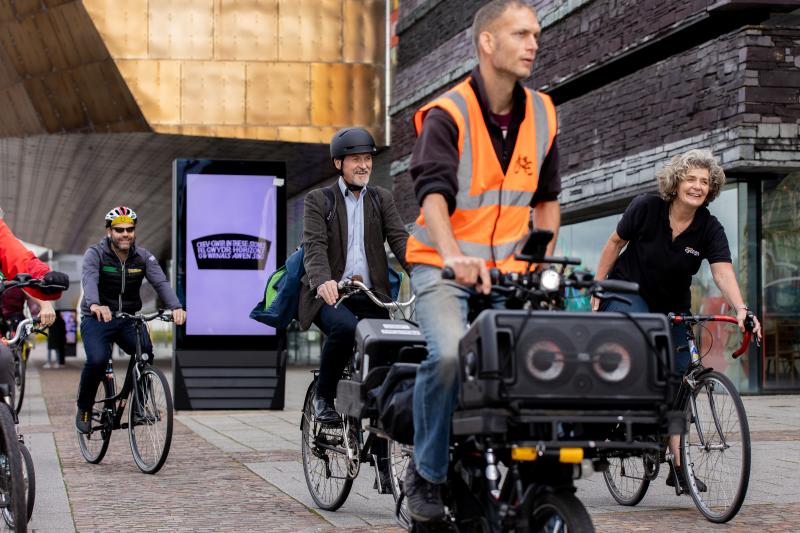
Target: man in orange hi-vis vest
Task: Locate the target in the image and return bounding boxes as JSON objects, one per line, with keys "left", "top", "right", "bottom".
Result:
{"left": 404, "top": 0, "right": 561, "bottom": 522}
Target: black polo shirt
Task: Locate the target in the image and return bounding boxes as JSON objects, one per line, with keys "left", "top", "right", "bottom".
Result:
{"left": 608, "top": 194, "right": 732, "bottom": 314}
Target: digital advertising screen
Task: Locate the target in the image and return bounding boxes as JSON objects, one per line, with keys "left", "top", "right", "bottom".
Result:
{"left": 173, "top": 160, "right": 286, "bottom": 351}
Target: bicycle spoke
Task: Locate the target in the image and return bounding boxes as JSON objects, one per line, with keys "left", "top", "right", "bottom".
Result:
{"left": 683, "top": 372, "right": 750, "bottom": 522}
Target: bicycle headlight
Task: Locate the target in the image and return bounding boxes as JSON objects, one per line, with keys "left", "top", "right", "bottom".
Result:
{"left": 526, "top": 340, "right": 566, "bottom": 381}
{"left": 591, "top": 341, "right": 631, "bottom": 382}
{"left": 540, "top": 269, "right": 560, "bottom": 292}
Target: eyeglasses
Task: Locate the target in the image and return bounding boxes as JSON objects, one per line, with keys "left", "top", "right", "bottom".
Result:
{"left": 111, "top": 227, "right": 135, "bottom": 234}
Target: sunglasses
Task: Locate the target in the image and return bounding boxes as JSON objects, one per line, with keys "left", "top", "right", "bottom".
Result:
{"left": 111, "top": 227, "right": 135, "bottom": 234}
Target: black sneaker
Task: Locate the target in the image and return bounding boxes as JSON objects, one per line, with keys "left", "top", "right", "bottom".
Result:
{"left": 404, "top": 460, "right": 445, "bottom": 523}
{"left": 75, "top": 409, "right": 91, "bottom": 434}
{"left": 666, "top": 464, "right": 707, "bottom": 493}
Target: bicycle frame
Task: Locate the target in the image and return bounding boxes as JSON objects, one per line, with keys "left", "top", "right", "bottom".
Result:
{"left": 94, "top": 319, "right": 150, "bottom": 432}
{"left": 670, "top": 314, "right": 750, "bottom": 457}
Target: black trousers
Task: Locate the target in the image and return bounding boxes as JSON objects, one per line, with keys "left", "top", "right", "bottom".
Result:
{"left": 313, "top": 293, "right": 389, "bottom": 400}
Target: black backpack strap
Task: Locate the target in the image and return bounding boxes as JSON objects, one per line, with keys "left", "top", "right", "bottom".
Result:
{"left": 322, "top": 186, "right": 336, "bottom": 225}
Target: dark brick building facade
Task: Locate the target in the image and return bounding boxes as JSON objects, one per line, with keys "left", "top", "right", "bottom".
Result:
{"left": 391, "top": 0, "right": 800, "bottom": 392}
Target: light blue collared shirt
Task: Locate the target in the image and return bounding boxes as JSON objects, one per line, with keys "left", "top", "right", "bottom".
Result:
{"left": 338, "top": 178, "right": 372, "bottom": 288}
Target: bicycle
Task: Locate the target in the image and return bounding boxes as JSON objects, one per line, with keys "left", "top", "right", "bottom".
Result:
{"left": 2, "top": 318, "right": 43, "bottom": 531}
{"left": 77, "top": 310, "right": 175, "bottom": 474}
{"left": 0, "top": 275, "right": 67, "bottom": 532}
{"left": 3, "top": 318, "right": 31, "bottom": 416}
{"left": 602, "top": 312, "right": 756, "bottom": 523}
{"left": 300, "top": 279, "right": 416, "bottom": 514}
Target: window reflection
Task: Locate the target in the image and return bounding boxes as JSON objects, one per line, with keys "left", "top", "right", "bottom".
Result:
{"left": 691, "top": 186, "right": 749, "bottom": 391}
{"left": 762, "top": 173, "right": 800, "bottom": 390}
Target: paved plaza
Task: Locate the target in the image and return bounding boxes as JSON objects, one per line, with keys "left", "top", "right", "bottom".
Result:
{"left": 17, "top": 345, "right": 800, "bottom": 532}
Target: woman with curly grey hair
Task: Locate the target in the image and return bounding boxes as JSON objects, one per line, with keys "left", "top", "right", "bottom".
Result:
{"left": 592, "top": 150, "right": 761, "bottom": 491}
{"left": 592, "top": 148, "right": 761, "bottom": 492}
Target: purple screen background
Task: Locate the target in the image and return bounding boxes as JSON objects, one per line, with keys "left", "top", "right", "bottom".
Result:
{"left": 186, "top": 174, "right": 277, "bottom": 336}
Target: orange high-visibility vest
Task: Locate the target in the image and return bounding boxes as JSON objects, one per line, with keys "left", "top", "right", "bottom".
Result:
{"left": 405, "top": 78, "right": 558, "bottom": 272}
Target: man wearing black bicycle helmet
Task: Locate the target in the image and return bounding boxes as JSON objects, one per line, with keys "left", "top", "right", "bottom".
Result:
{"left": 299, "top": 127, "right": 409, "bottom": 423}
{"left": 75, "top": 207, "right": 185, "bottom": 434}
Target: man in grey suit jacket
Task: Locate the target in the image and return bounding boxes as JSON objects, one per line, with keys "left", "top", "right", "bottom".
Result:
{"left": 300, "top": 127, "right": 409, "bottom": 422}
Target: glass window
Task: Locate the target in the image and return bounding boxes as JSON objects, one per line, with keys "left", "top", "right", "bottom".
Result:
{"left": 690, "top": 185, "right": 750, "bottom": 391}
{"left": 761, "top": 173, "right": 800, "bottom": 390}
{"left": 554, "top": 213, "right": 623, "bottom": 274}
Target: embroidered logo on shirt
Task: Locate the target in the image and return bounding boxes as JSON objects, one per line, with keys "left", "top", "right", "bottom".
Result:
{"left": 514, "top": 155, "right": 534, "bottom": 176}
{"left": 685, "top": 247, "right": 700, "bottom": 257}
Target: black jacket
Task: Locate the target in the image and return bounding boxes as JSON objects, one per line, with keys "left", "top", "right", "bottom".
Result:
{"left": 80, "top": 238, "right": 182, "bottom": 316}
{"left": 298, "top": 184, "right": 408, "bottom": 330}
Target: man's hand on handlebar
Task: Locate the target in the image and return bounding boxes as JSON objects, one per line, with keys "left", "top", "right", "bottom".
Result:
{"left": 90, "top": 304, "right": 113, "bottom": 323}
{"left": 37, "top": 299, "right": 56, "bottom": 327}
{"left": 316, "top": 280, "right": 340, "bottom": 306}
{"left": 171, "top": 308, "right": 186, "bottom": 326}
{"left": 442, "top": 255, "right": 491, "bottom": 295}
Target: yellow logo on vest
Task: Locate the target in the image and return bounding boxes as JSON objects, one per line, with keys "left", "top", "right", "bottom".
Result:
{"left": 127, "top": 268, "right": 143, "bottom": 273}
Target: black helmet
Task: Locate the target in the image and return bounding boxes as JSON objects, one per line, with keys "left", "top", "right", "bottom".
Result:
{"left": 330, "top": 127, "right": 377, "bottom": 160}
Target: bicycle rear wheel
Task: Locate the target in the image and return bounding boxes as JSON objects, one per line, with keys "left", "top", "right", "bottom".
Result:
{"left": 0, "top": 407, "right": 26, "bottom": 532}
{"left": 128, "top": 366, "right": 173, "bottom": 474}
{"left": 18, "top": 444, "right": 33, "bottom": 524}
{"left": 12, "top": 349, "right": 24, "bottom": 416}
{"left": 300, "top": 379, "right": 354, "bottom": 511}
{"left": 602, "top": 452, "right": 657, "bottom": 506}
{"left": 387, "top": 438, "right": 412, "bottom": 523}
{"left": 681, "top": 370, "right": 750, "bottom": 523}
{"left": 78, "top": 377, "right": 113, "bottom": 464}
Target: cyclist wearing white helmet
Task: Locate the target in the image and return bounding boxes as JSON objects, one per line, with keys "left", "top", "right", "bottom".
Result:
{"left": 75, "top": 206, "right": 186, "bottom": 434}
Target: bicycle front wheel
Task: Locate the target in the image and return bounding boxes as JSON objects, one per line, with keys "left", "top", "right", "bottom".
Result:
{"left": 78, "top": 377, "right": 113, "bottom": 464}
{"left": 681, "top": 370, "right": 750, "bottom": 523}
{"left": 530, "top": 491, "right": 595, "bottom": 533}
{"left": 128, "top": 366, "right": 173, "bottom": 474}
{"left": 0, "top": 407, "right": 26, "bottom": 532}
{"left": 12, "top": 350, "right": 24, "bottom": 416}
{"left": 19, "top": 444, "right": 34, "bottom": 524}
{"left": 300, "top": 379, "right": 353, "bottom": 511}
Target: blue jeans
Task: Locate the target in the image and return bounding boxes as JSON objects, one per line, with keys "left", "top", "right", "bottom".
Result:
{"left": 77, "top": 316, "right": 153, "bottom": 410}
{"left": 598, "top": 293, "right": 689, "bottom": 374}
{"left": 410, "top": 265, "right": 504, "bottom": 484}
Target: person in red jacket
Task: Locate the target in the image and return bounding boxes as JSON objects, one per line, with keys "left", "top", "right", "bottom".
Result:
{"left": 0, "top": 216, "right": 69, "bottom": 403}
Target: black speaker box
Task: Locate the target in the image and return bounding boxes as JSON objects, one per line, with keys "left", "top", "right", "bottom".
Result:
{"left": 353, "top": 319, "right": 427, "bottom": 380}
{"left": 458, "top": 310, "right": 675, "bottom": 410}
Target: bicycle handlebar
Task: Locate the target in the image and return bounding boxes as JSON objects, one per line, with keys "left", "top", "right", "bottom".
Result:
{"left": 667, "top": 313, "right": 757, "bottom": 359}
{"left": 5, "top": 317, "right": 41, "bottom": 346}
{"left": 441, "top": 266, "right": 640, "bottom": 298}
{"left": 334, "top": 279, "right": 415, "bottom": 312}
{"left": 114, "top": 310, "right": 175, "bottom": 322}
{"left": 1, "top": 274, "right": 67, "bottom": 295}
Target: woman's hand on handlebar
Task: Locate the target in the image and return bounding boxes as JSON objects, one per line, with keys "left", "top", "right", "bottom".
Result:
{"left": 738, "top": 308, "right": 762, "bottom": 341}
{"left": 316, "top": 280, "right": 339, "bottom": 306}
{"left": 442, "top": 255, "right": 491, "bottom": 295}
